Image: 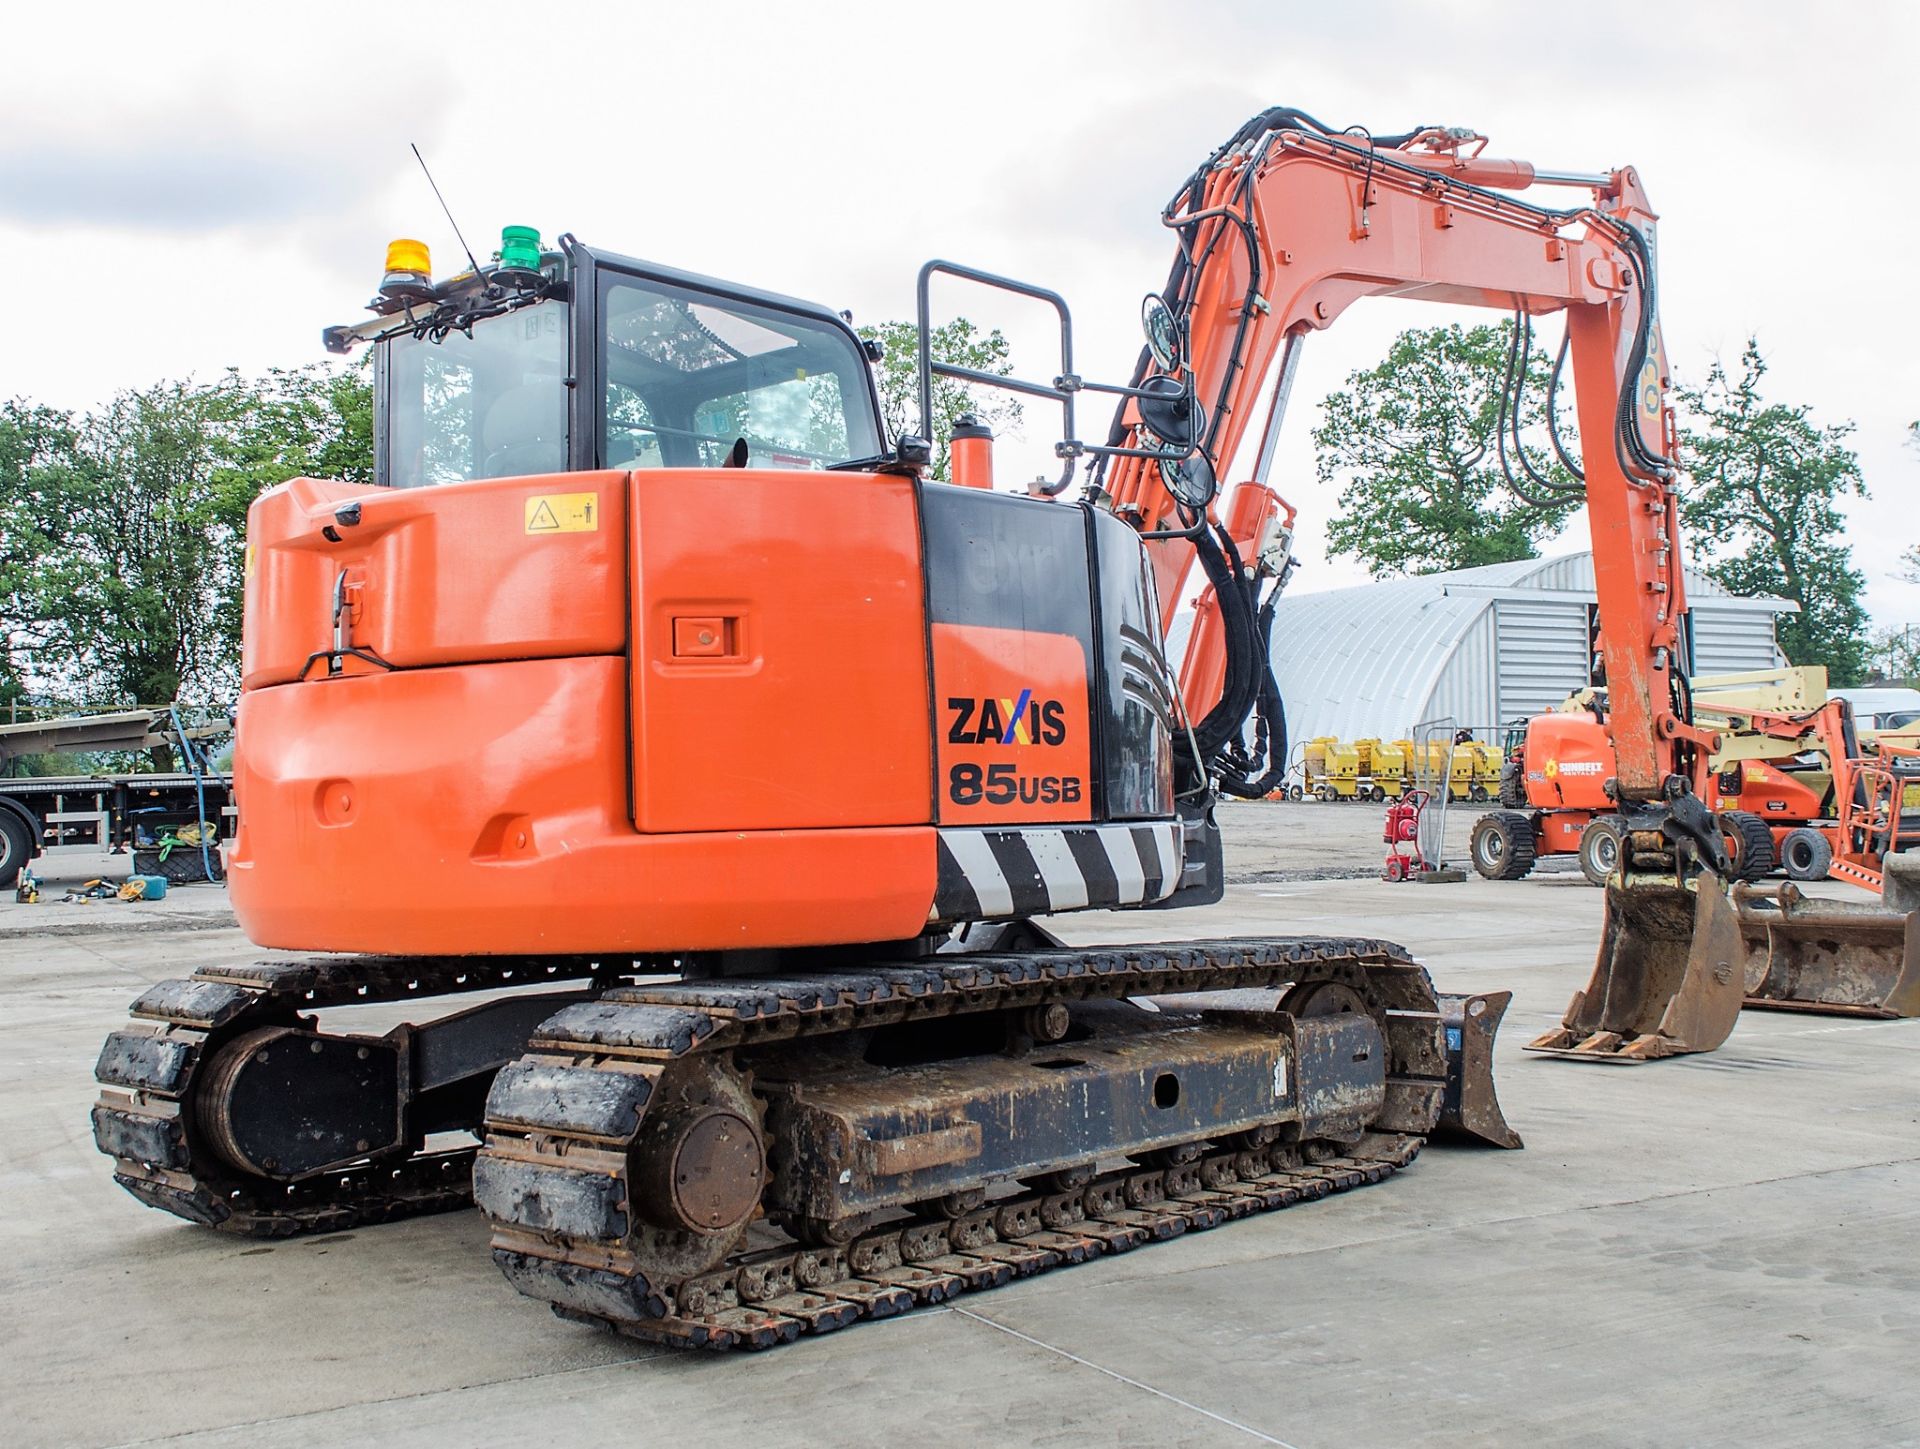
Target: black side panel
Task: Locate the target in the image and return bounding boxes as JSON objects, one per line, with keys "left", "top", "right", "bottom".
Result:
{"left": 921, "top": 485, "right": 1093, "bottom": 641}
{"left": 1089, "top": 509, "right": 1176, "bottom": 820}
{"left": 919, "top": 485, "right": 1099, "bottom": 826}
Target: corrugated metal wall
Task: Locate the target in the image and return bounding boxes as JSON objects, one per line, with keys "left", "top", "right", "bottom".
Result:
{"left": 1417, "top": 609, "right": 1498, "bottom": 733}
{"left": 1261, "top": 552, "right": 1792, "bottom": 746}
{"left": 1690, "top": 605, "right": 1784, "bottom": 675}
{"left": 1492, "top": 599, "right": 1590, "bottom": 722}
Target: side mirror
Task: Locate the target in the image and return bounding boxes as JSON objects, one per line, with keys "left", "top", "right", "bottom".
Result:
{"left": 1159, "top": 452, "right": 1217, "bottom": 510}
{"left": 1141, "top": 294, "right": 1180, "bottom": 371}
{"left": 1136, "top": 376, "right": 1216, "bottom": 510}
{"left": 1137, "top": 376, "right": 1203, "bottom": 452}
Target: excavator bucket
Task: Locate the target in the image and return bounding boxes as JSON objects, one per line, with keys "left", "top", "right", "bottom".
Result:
{"left": 1435, "top": 991, "right": 1523, "bottom": 1147}
{"left": 1736, "top": 856, "right": 1920, "bottom": 1018}
{"left": 1526, "top": 871, "right": 1747, "bottom": 1062}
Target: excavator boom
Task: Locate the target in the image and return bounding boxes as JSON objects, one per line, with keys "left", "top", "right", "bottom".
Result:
{"left": 1060, "top": 110, "right": 1747, "bottom": 1060}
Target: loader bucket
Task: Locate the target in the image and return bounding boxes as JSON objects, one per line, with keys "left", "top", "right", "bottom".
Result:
{"left": 1436, "top": 991, "right": 1523, "bottom": 1147}
{"left": 1736, "top": 857, "right": 1920, "bottom": 1018}
{"left": 1526, "top": 870, "right": 1747, "bottom": 1062}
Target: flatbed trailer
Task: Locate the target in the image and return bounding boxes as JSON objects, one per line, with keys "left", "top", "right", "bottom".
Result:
{"left": 0, "top": 771, "right": 233, "bottom": 883}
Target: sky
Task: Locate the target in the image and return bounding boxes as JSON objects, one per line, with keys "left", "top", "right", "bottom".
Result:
{"left": 2, "top": 0, "right": 1914, "bottom": 631}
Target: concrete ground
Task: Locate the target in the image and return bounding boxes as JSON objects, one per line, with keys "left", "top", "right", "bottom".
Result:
{"left": 4, "top": 806, "right": 1916, "bottom": 1448}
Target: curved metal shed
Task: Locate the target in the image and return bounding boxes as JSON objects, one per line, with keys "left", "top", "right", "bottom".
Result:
{"left": 1256, "top": 551, "right": 1793, "bottom": 746}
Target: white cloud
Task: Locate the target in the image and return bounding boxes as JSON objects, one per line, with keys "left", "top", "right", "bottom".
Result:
{"left": 2, "top": 0, "right": 1913, "bottom": 629}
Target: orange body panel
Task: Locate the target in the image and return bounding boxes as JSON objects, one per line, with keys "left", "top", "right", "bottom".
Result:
{"left": 628, "top": 470, "right": 930, "bottom": 833}
{"left": 1710, "top": 762, "right": 1827, "bottom": 823}
{"left": 228, "top": 654, "right": 938, "bottom": 954}
{"left": 243, "top": 472, "right": 629, "bottom": 689}
{"left": 930, "top": 623, "right": 1092, "bottom": 823}
{"left": 233, "top": 468, "right": 947, "bottom": 955}
{"left": 1522, "top": 712, "right": 1616, "bottom": 814}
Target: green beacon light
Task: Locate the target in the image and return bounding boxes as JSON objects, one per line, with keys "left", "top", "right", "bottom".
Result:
{"left": 496, "top": 225, "right": 545, "bottom": 286}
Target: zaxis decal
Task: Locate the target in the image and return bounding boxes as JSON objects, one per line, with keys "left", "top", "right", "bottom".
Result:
{"left": 946, "top": 689, "right": 1068, "bottom": 747}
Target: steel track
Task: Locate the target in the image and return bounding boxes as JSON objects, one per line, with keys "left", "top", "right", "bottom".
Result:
{"left": 93, "top": 935, "right": 1453, "bottom": 1350}
{"left": 476, "top": 935, "right": 1450, "bottom": 1350}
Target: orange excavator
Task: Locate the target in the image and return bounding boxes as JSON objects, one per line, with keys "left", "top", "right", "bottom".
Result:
{"left": 96, "top": 106, "right": 1751, "bottom": 1350}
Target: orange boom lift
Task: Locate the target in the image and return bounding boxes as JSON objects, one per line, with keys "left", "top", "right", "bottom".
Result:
{"left": 93, "top": 106, "right": 1766, "bottom": 1351}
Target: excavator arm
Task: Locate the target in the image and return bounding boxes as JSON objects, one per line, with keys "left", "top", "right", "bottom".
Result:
{"left": 1084, "top": 109, "right": 1746, "bottom": 1059}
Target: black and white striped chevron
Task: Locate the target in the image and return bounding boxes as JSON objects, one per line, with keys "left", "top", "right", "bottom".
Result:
{"left": 931, "top": 822, "right": 1182, "bottom": 922}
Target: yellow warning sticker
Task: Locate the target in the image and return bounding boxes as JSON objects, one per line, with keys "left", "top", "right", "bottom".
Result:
{"left": 524, "top": 492, "right": 599, "bottom": 535}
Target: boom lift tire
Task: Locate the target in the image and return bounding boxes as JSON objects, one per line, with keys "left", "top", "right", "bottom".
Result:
{"left": 1720, "top": 810, "right": 1777, "bottom": 883}
{"left": 1470, "top": 812, "right": 1537, "bottom": 881}
{"left": 1497, "top": 762, "right": 1526, "bottom": 809}
{"left": 1577, "top": 815, "right": 1623, "bottom": 888}
{"left": 1778, "top": 826, "right": 1832, "bottom": 882}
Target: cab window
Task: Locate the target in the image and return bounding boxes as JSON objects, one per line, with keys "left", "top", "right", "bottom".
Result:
{"left": 600, "top": 278, "right": 879, "bottom": 469}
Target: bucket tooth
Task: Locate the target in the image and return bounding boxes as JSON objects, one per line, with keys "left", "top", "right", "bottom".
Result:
{"left": 1435, "top": 992, "right": 1522, "bottom": 1148}
{"left": 1527, "top": 871, "right": 1745, "bottom": 1062}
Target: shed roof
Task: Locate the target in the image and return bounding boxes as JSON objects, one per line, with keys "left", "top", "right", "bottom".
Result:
{"left": 1259, "top": 550, "right": 1792, "bottom": 745}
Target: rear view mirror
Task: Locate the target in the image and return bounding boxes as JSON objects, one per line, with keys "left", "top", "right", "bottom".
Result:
{"left": 1142, "top": 294, "right": 1180, "bottom": 371}
{"left": 1137, "top": 376, "right": 1202, "bottom": 453}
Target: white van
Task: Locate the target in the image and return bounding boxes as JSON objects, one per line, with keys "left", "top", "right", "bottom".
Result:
{"left": 1833, "top": 686, "right": 1920, "bottom": 733}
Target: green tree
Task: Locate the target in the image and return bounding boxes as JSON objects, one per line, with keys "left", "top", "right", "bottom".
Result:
{"left": 1313, "top": 323, "right": 1582, "bottom": 577}
{"left": 1871, "top": 624, "right": 1920, "bottom": 685}
{"left": 0, "top": 400, "right": 88, "bottom": 708}
{"left": 1675, "top": 340, "right": 1870, "bottom": 684}
{"left": 1, "top": 365, "right": 373, "bottom": 723}
{"left": 857, "top": 318, "right": 1021, "bottom": 482}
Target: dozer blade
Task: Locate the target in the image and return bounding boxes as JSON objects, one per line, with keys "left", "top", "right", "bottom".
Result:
{"left": 1145, "top": 985, "right": 1522, "bottom": 1149}
{"left": 1736, "top": 857, "right": 1920, "bottom": 1018}
{"left": 1526, "top": 871, "right": 1746, "bottom": 1062}
{"left": 1435, "top": 991, "right": 1523, "bottom": 1147}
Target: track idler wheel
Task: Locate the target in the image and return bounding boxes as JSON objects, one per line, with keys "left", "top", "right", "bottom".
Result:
{"left": 625, "top": 1059, "right": 767, "bottom": 1280}
{"left": 200, "top": 1025, "right": 405, "bottom": 1179}
{"left": 631, "top": 1104, "right": 765, "bottom": 1235}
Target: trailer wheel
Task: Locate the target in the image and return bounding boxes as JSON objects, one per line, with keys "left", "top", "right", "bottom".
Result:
{"left": 1470, "top": 812, "right": 1537, "bottom": 881}
{"left": 0, "top": 808, "right": 36, "bottom": 887}
{"left": 1720, "top": 810, "right": 1778, "bottom": 882}
{"left": 1286, "top": 786, "right": 1303, "bottom": 802}
{"left": 1779, "top": 826, "right": 1832, "bottom": 882}
{"left": 1578, "top": 815, "right": 1623, "bottom": 888}
{"left": 1469, "top": 783, "right": 1489, "bottom": 803}
{"left": 1368, "top": 784, "right": 1386, "bottom": 803}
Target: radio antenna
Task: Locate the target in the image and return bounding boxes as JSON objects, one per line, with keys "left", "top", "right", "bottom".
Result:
{"left": 410, "top": 143, "right": 486, "bottom": 280}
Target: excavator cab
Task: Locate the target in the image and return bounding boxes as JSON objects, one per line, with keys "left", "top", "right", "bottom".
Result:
{"left": 343, "top": 239, "right": 890, "bottom": 490}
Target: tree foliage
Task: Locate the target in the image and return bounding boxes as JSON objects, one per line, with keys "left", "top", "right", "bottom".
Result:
{"left": 858, "top": 318, "right": 1022, "bottom": 482}
{"left": 1872, "top": 625, "right": 1920, "bottom": 685}
{"left": 1313, "top": 323, "right": 1581, "bottom": 577}
{"left": 0, "top": 365, "right": 372, "bottom": 715}
{"left": 1674, "top": 340, "right": 1871, "bottom": 685}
